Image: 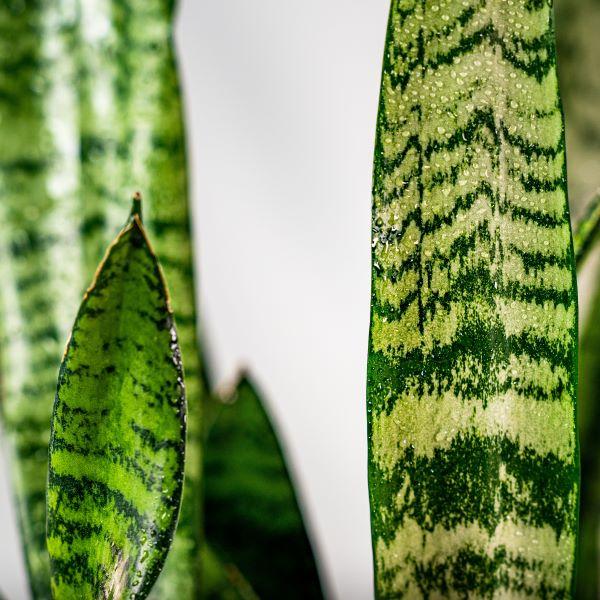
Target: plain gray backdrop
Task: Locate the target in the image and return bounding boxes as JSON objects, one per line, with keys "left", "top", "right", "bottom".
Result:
{"left": 0, "top": 2, "right": 389, "bottom": 598}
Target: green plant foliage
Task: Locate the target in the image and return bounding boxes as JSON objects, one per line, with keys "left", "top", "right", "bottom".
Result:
{"left": 204, "top": 375, "right": 323, "bottom": 599}
{"left": 572, "top": 190, "right": 600, "bottom": 268}
{"left": 0, "top": 2, "right": 81, "bottom": 597}
{"left": 75, "top": 3, "right": 207, "bottom": 593}
{"left": 46, "top": 199, "right": 186, "bottom": 599}
{"left": 556, "top": 3, "right": 600, "bottom": 597}
{"left": 367, "top": 1, "right": 578, "bottom": 597}
{"left": 0, "top": 1, "right": 206, "bottom": 596}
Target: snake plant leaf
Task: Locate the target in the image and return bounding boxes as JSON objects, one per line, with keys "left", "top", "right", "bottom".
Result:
{"left": 0, "top": 2, "right": 81, "bottom": 597}
{"left": 46, "top": 198, "right": 186, "bottom": 599}
{"left": 367, "top": 1, "right": 578, "bottom": 597}
{"left": 75, "top": 2, "right": 208, "bottom": 594}
{"left": 205, "top": 375, "right": 323, "bottom": 599}
{"left": 573, "top": 189, "right": 600, "bottom": 268}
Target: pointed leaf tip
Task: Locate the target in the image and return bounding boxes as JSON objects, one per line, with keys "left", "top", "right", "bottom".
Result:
{"left": 131, "top": 192, "right": 143, "bottom": 222}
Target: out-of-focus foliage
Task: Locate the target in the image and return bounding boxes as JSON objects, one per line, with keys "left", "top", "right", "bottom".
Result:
{"left": 556, "top": 1, "right": 600, "bottom": 597}
{"left": 556, "top": 0, "right": 600, "bottom": 207}
{"left": 205, "top": 376, "right": 323, "bottom": 599}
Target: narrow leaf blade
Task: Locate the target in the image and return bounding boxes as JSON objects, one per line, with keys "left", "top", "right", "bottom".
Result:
{"left": 367, "top": 1, "right": 578, "bottom": 597}
{"left": 47, "top": 203, "right": 186, "bottom": 599}
{"left": 205, "top": 376, "right": 323, "bottom": 599}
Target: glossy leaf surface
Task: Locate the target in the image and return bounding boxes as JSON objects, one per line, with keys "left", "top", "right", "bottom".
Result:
{"left": 75, "top": 2, "right": 207, "bottom": 593}
{"left": 367, "top": 1, "right": 578, "bottom": 597}
{"left": 205, "top": 376, "right": 323, "bottom": 599}
{"left": 47, "top": 202, "right": 186, "bottom": 599}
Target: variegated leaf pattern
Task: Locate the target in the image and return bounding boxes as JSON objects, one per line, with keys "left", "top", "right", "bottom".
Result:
{"left": 367, "top": 0, "right": 578, "bottom": 597}
{"left": 76, "top": 2, "right": 207, "bottom": 594}
{"left": 47, "top": 199, "right": 186, "bottom": 599}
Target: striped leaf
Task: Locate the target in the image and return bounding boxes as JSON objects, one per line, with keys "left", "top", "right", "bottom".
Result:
{"left": 367, "top": 1, "right": 578, "bottom": 597}
{"left": 47, "top": 198, "right": 186, "bottom": 599}
{"left": 205, "top": 375, "right": 323, "bottom": 599}
{"left": 75, "top": 2, "right": 208, "bottom": 594}
{"left": 0, "top": 2, "right": 82, "bottom": 597}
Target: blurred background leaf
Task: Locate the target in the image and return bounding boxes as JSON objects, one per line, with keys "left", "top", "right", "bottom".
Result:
{"left": 556, "top": 0, "right": 600, "bottom": 597}
{"left": 204, "top": 375, "right": 323, "bottom": 599}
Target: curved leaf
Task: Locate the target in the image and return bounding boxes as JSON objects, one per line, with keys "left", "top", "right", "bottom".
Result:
{"left": 47, "top": 199, "right": 186, "bottom": 599}
{"left": 367, "top": 1, "right": 578, "bottom": 597}
{"left": 205, "top": 375, "right": 323, "bottom": 599}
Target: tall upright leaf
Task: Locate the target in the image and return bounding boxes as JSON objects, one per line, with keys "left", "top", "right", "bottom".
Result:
{"left": 0, "top": 2, "right": 82, "bottom": 596}
{"left": 47, "top": 199, "right": 186, "bottom": 599}
{"left": 367, "top": 1, "right": 578, "bottom": 597}
{"left": 205, "top": 376, "right": 323, "bottom": 599}
{"left": 75, "top": 3, "right": 207, "bottom": 593}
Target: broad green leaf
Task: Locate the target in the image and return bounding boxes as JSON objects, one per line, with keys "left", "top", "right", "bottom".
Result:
{"left": 573, "top": 190, "right": 600, "bottom": 268}
{"left": 75, "top": 2, "right": 208, "bottom": 594}
{"left": 205, "top": 375, "right": 323, "bottom": 599}
{"left": 0, "top": 2, "right": 82, "bottom": 597}
{"left": 46, "top": 198, "right": 186, "bottom": 599}
{"left": 367, "top": 1, "right": 578, "bottom": 597}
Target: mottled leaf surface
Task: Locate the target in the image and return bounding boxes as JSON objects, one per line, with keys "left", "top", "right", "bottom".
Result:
{"left": 47, "top": 203, "right": 186, "bottom": 599}
{"left": 205, "top": 376, "right": 323, "bottom": 599}
{"left": 367, "top": 1, "right": 578, "bottom": 597}
{"left": 75, "top": 2, "right": 208, "bottom": 594}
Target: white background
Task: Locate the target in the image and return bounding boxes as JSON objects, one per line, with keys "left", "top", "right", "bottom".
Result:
{"left": 0, "top": 2, "right": 389, "bottom": 598}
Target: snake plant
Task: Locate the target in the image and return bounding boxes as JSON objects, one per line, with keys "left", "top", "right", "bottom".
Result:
{"left": 47, "top": 198, "right": 186, "bottom": 598}
{"left": 0, "top": 1, "right": 322, "bottom": 599}
{"left": 368, "top": 0, "right": 578, "bottom": 596}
